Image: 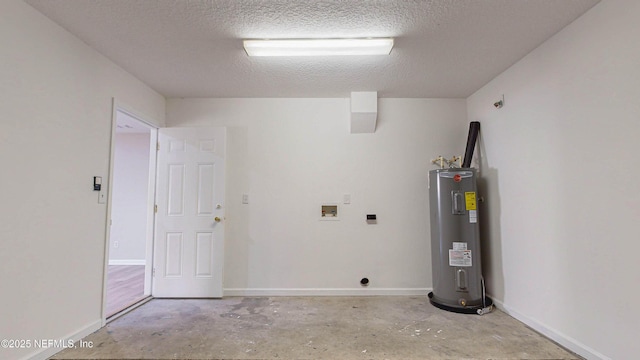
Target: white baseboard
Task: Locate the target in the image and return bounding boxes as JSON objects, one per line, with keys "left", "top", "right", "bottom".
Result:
{"left": 490, "top": 297, "right": 610, "bottom": 360}
{"left": 24, "top": 319, "right": 102, "bottom": 360}
{"left": 108, "top": 259, "right": 146, "bottom": 266}
{"left": 224, "top": 288, "right": 431, "bottom": 297}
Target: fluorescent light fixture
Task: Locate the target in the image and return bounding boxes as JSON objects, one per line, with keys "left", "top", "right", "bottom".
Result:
{"left": 243, "top": 38, "right": 394, "bottom": 57}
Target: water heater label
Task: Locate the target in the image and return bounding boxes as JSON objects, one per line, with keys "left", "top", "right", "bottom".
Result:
{"left": 449, "top": 249, "right": 472, "bottom": 267}
{"left": 469, "top": 210, "right": 478, "bottom": 223}
{"left": 465, "top": 192, "right": 477, "bottom": 210}
{"left": 453, "top": 242, "right": 467, "bottom": 250}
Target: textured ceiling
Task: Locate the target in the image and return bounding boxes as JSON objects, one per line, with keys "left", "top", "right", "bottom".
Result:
{"left": 25, "top": 0, "right": 600, "bottom": 98}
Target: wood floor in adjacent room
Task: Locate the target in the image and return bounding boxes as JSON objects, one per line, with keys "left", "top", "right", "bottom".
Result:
{"left": 105, "top": 265, "right": 146, "bottom": 318}
{"left": 53, "top": 296, "right": 582, "bottom": 359}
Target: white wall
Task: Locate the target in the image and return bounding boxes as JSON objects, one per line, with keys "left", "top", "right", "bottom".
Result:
{"left": 167, "top": 98, "right": 467, "bottom": 294}
{"left": 466, "top": 0, "right": 640, "bottom": 359}
{"left": 109, "top": 133, "right": 151, "bottom": 262}
{"left": 7, "top": 0, "right": 632, "bottom": 358}
{"left": 0, "top": 1, "right": 165, "bottom": 359}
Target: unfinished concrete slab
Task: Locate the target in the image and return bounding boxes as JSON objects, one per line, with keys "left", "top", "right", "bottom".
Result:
{"left": 52, "top": 297, "right": 581, "bottom": 359}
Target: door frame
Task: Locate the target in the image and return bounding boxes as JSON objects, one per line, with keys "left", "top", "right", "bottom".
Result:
{"left": 101, "top": 98, "right": 159, "bottom": 325}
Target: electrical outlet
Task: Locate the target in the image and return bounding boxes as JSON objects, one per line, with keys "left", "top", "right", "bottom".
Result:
{"left": 113, "top": 241, "right": 119, "bottom": 248}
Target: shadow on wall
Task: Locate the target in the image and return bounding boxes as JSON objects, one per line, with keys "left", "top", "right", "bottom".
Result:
{"left": 476, "top": 132, "right": 505, "bottom": 302}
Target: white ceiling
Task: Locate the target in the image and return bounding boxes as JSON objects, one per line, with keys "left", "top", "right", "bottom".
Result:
{"left": 25, "top": 0, "right": 600, "bottom": 99}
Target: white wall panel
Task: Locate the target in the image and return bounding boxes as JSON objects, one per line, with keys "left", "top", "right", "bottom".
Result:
{"left": 467, "top": 1, "right": 639, "bottom": 358}
{"left": 166, "top": 98, "right": 467, "bottom": 292}
{"left": 0, "top": 1, "right": 165, "bottom": 359}
{"left": 109, "top": 132, "right": 150, "bottom": 261}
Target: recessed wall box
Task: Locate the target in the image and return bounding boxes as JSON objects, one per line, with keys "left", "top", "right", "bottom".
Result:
{"left": 366, "top": 214, "right": 376, "bottom": 220}
{"left": 321, "top": 204, "right": 339, "bottom": 221}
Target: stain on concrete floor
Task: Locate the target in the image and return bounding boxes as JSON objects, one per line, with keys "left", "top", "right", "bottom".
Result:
{"left": 51, "top": 296, "right": 581, "bottom": 359}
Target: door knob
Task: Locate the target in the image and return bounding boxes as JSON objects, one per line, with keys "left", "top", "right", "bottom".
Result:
{"left": 214, "top": 217, "right": 221, "bottom": 222}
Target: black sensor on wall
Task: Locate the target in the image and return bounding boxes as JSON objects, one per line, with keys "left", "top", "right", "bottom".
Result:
{"left": 93, "top": 176, "right": 102, "bottom": 191}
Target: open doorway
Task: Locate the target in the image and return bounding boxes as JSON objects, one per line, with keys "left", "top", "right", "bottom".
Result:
{"left": 105, "top": 108, "right": 157, "bottom": 318}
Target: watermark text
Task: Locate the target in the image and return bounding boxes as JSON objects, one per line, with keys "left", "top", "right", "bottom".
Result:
{"left": 1, "top": 338, "right": 93, "bottom": 349}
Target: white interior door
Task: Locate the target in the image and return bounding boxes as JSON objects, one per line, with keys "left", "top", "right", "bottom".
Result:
{"left": 152, "top": 127, "right": 226, "bottom": 298}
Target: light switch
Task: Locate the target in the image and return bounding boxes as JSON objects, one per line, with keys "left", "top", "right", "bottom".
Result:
{"left": 343, "top": 194, "right": 351, "bottom": 204}
{"left": 98, "top": 189, "right": 106, "bottom": 204}
{"left": 242, "top": 194, "right": 249, "bottom": 204}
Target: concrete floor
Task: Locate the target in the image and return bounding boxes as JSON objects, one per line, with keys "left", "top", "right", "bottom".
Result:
{"left": 52, "top": 297, "right": 581, "bottom": 359}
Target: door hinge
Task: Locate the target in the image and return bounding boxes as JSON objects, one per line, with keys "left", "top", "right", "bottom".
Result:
{"left": 152, "top": 268, "right": 156, "bottom": 277}
{"left": 156, "top": 142, "right": 160, "bottom": 151}
{"left": 154, "top": 204, "right": 158, "bottom": 213}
